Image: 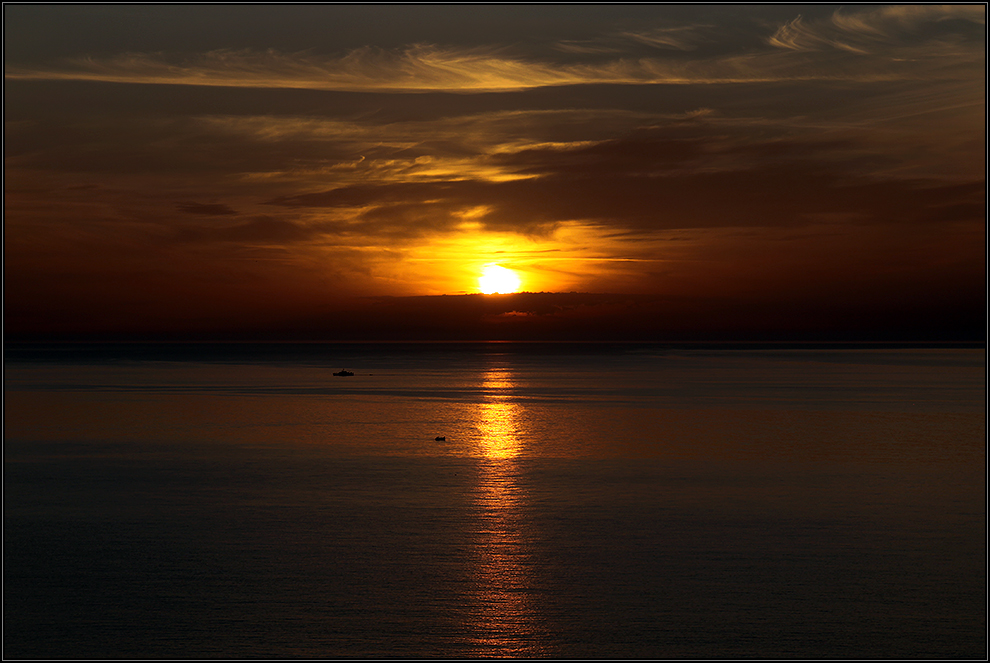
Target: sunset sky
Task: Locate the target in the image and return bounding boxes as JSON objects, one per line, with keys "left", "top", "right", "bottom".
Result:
{"left": 4, "top": 4, "right": 985, "bottom": 341}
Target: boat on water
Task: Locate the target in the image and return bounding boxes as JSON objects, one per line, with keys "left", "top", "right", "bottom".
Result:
{"left": 333, "top": 369, "right": 354, "bottom": 376}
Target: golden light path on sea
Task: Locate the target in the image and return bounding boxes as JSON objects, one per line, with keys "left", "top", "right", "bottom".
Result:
{"left": 463, "top": 364, "right": 546, "bottom": 656}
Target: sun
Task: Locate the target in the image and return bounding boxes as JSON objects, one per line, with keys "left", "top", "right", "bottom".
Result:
{"left": 479, "top": 264, "right": 521, "bottom": 294}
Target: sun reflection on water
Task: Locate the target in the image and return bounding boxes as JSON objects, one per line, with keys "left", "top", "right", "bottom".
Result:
{"left": 464, "top": 364, "right": 545, "bottom": 657}
{"left": 475, "top": 366, "right": 521, "bottom": 459}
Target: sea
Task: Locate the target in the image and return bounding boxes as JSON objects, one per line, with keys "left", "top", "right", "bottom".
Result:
{"left": 3, "top": 342, "right": 986, "bottom": 659}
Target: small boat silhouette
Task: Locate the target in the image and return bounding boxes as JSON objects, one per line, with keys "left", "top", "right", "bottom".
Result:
{"left": 333, "top": 369, "right": 354, "bottom": 376}
{"left": 435, "top": 436, "right": 446, "bottom": 441}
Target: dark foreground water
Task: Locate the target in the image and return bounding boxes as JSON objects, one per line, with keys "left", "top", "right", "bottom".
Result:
{"left": 4, "top": 342, "right": 986, "bottom": 658}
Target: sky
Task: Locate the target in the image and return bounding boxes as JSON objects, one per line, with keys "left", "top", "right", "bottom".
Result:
{"left": 4, "top": 4, "right": 986, "bottom": 341}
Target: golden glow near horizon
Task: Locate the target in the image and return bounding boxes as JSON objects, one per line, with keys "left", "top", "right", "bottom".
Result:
{"left": 396, "top": 220, "right": 665, "bottom": 296}
{"left": 479, "top": 264, "right": 522, "bottom": 294}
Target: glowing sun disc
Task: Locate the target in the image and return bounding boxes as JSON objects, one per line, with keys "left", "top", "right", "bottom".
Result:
{"left": 479, "top": 264, "right": 521, "bottom": 294}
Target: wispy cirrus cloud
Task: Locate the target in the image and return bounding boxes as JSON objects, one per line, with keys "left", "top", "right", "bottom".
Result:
{"left": 5, "top": 45, "right": 690, "bottom": 91}
{"left": 617, "top": 25, "right": 716, "bottom": 51}
{"left": 555, "top": 24, "right": 716, "bottom": 55}
{"left": 768, "top": 4, "right": 985, "bottom": 54}
{"left": 7, "top": 10, "right": 982, "bottom": 96}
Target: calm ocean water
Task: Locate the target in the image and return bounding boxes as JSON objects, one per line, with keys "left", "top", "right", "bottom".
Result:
{"left": 4, "top": 342, "right": 986, "bottom": 658}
